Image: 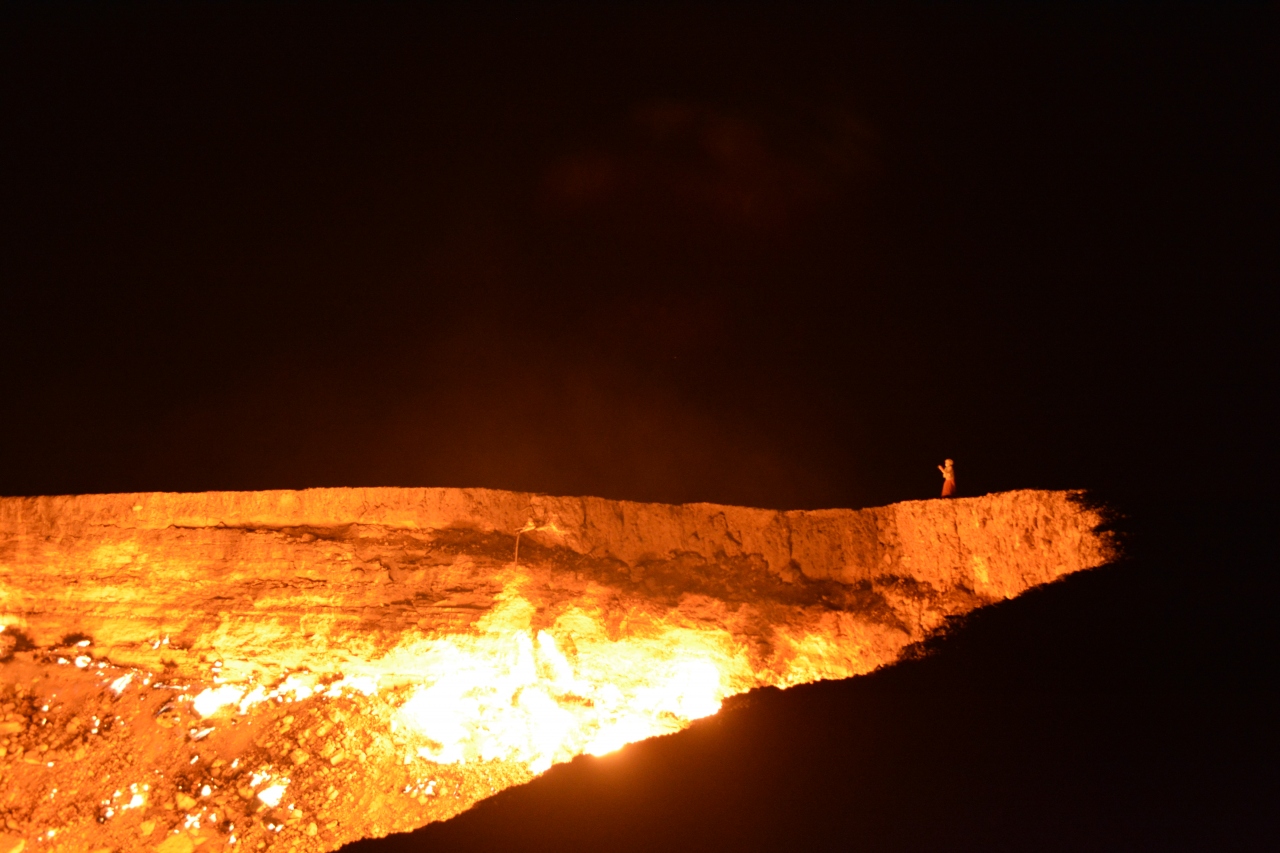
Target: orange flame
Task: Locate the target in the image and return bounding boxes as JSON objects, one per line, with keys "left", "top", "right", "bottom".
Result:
{"left": 392, "top": 573, "right": 746, "bottom": 774}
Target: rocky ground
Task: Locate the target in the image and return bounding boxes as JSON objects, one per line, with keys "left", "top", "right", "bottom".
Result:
{"left": 0, "top": 487, "right": 1112, "bottom": 852}
{"left": 0, "top": 648, "right": 531, "bottom": 853}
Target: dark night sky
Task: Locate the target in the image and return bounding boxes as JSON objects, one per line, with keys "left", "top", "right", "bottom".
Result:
{"left": 2, "top": 4, "right": 1277, "bottom": 851}
{"left": 3, "top": 3, "right": 1273, "bottom": 509}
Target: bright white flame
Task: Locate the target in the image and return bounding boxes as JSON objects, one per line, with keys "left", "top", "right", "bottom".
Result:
{"left": 257, "top": 784, "right": 287, "bottom": 808}
{"left": 192, "top": 685, "right": 245, "bottom": 718}
{"left": 325, "top": 675, "right": 379, "bottom": 697}
{"left": 276, "top": 673, "right": 316, "bottom": 701}
{"left": 109, "top": 674, "right": 133, "bottom": 695}
{"left": 394, "top": 578, "right": 736, "bottom": 775}
{"left": 585, "top": 714, "right": 660, "bottom": 757}
{"left": 237, "top": 685, "right": 267, "bottom": 714}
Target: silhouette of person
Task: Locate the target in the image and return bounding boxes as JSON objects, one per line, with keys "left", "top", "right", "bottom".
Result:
{"left": 938, "top": 458, "right": 956, "bottom": 497}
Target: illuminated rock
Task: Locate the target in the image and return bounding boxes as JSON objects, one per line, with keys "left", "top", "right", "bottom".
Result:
{"left": 0, "top": 488, "right": 1111, "bottom": 851}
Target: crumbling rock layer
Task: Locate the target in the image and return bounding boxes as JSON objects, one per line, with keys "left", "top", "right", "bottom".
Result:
{"left": 0, "top": 488, "right": 1112, "bottom": 853}
{"left": 1, "top": 487, "right": 1109, "bottom": 680}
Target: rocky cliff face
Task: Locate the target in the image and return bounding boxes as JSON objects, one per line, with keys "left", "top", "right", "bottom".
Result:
{"left": 0, "top": 488, "right": 1111, "bottom": 853}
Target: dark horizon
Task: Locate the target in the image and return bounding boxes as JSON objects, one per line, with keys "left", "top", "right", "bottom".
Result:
{"left": 2, "top": 3, "right": 1273, "bottom": 512}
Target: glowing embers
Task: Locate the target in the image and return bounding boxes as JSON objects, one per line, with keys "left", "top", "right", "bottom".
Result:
{"left": 393, "top": 577, "right": 745, "bottom": 774}
{"left": 99, "top": 782, "right": 149, "bottom": 819}
{"left": 250, "top": 769, "right": 290, "bottom": 808}
{"left": 178, "top": 572, "right": 752, "bottom": 784}
{"left": 191, "top": 672, "right": 378, "bottom": 719}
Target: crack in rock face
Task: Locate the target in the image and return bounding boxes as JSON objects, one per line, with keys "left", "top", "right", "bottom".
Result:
{"left": 0, "top": 487, "right": 1113, "bottom": 852}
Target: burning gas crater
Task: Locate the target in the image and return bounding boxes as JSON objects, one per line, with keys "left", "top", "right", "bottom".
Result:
{"left": 189, "top": 572, "right": 770, "bottom": 782}
{"left": 0, "top": 486, "right": 1113, "bottom": 852}
{"left": 387, "top": 589, "right": 735, "bottom": 771}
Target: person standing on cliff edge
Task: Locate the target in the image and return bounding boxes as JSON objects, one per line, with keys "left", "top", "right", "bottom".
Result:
{"left": 938, "top": 459, "right": 956, "bottom": 497}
